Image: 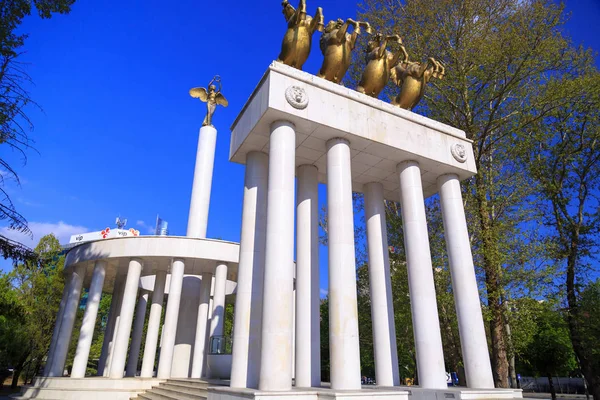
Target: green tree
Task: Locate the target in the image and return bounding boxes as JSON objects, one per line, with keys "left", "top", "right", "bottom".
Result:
{"left": 521, "top": 73, "right": 600, "bottom": 398}
{"left": 0, "top": 0, "right": 76, "bottom": 262}
{"left": 524, "top": 305, "right": 577, "bottom": 400}
{"left": 355, "top": 0, "right": 593, "bottom": 387}
{"left": 2, "top": 234, "right": 65, "bottom": 387}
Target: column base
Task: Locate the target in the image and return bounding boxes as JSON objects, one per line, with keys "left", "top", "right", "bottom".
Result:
{"left": 208, "top": 386, "right": 523, "bottom": 400}
{"left": 209, "top": 386, "right": 410, "bottom": 400}
{"left": 12, "top": 377, "right": 164, "bottom": 400}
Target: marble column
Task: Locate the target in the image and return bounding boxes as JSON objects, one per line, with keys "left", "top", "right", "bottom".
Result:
{"left": 364, "top": 182, "right": 400, "bottom": 387}
{"left": 44, "top": 282, "right": 70, "bottom": 376}
{"left": 71, "top": 261, "right": 107, "bottom": 378}
{"left": 187, "top": 125, "right": 217, "bottom": 238}
{"left": 326, "top": 138, "right": 361, "bottom": 390}
{"left": 172, "top": 276, "right": 201, "bottom": 378}
{"left": 109, "top": 258, "right": 143, "bottom": 378}
{"left": 210, "top": 263, "right": 228, "bottom": 339}
{"left": 191, "top": 272, "right": 213, "bottom": 378}
{"left": 141, "top": 270, "right": 167, "bottom": 378}
{"left": 258, "top": 121, "right": 296, "bottom": 391}
{"left": 126, "top": 291, "right": 149, "bottom": 377}
{"left": 438, "top": 174, "right": 495, "bottom": 389}
{"left": 49, "top": 264, "right": 86, "bottom": 377}
{"left": 104, "top": 274, "right": 126, "bottom": 376}
{"left": 230, "top": 151, "right": 268, "bottom": 389}
{"left": 98, "top": 276, "right": 122, "bottom": 376}
{"left": 295, "top": 164, "right": 321, "bottom": 388}
{"left": 397, "top": 161, "right": 447, "bottom": 389}
{"left": 157, "top": 258, "right": 186, "bottom": 379}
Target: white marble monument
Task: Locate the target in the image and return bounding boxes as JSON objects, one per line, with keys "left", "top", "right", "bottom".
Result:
{"left": 215, "top": 62, "right": 521, "bottom": 400}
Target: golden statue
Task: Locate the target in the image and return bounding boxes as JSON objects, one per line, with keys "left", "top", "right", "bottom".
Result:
{"left": 277, "top": 0, "right": 324, "bottom": 70}
{"left": 357, "top": 33, "right": 408, "bottom": 98}
{"left": 189, "top": 76, "right": 228, "bottom": 127}
{"left": 390, "top": 57, "right": 445, "bottom": 110}
{"left": 317, "top": 18, "right": 372, "bottom": 84}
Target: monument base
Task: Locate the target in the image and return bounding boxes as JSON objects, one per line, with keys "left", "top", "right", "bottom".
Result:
{"left": 11, "top": 377, "right": 164, "bottom": 400}
{"left": 209, "top": 386, "right": 523, "bottom": 400}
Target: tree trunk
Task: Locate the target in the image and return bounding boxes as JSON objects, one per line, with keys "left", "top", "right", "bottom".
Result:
{"left": 548, "top": 373, "right": 557, "bottom": 400}
{"left": 475, "top": 176, "right": 509, "bottom": 388}
{"left": 11, "top": 352, "right": 29, "bottom": 389}
{"left": 565, "top": 238, "right": 600, "bottom": 400}
{"left": 505, "top": 321, "right": 517, "bottom": 388}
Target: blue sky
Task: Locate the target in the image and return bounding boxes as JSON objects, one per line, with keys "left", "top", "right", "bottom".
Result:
{"left": 1, "top": 0, "right": 599, "bottom": 296}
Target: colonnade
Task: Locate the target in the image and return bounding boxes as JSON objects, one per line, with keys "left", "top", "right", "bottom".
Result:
{"left": 230, "top": 120, "right": 495, "bottom": 391}
{"left": 43, "top": 259, "right": 229, "bottom": 380}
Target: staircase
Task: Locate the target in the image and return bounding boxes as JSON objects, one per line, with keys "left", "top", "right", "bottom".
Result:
{"left": 132, "top": 378, "right": 218, "bottom": 400}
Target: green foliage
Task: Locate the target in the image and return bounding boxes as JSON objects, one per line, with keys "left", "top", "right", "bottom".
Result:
{"left": 0, "top": 0, "right": 75, "bottom": 263}
{"left": 0, "top": 234, "right": 65, "bottom": 387}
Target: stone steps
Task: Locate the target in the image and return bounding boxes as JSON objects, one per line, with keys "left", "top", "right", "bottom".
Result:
{"left": 132, "top": 379, "right": 216, "bottom": 400}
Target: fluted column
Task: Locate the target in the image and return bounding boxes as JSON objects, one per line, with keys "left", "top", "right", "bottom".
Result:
{"left": 71, "top": 261, "right": 107, "bottom": 378}
{"left": 230, "top": 151, "right": 268, "bottom": 389}
{"left": 258, "top": 121, "right": 296, "bottom": 391}
{"left": 397, "top": 160, "right": 447, "bottom": 389}
{"left": 44, "top": 282, "right": 69, "bottom": 376}
{"left": 126, "top": 291, "right": 149, "bottom": 377}
{"left": 364, "top": 182, "right": 400, "bottom": 387}
{"left": 109, "top": 258, "right": 143, "bottom": 378}
{"left": 141, "top": 270, "right": 167, "bottom": 378}
{"left": 438, "top": 174, "right": 495, "bottom": 388}
{"left": 326, "top": 138, "right": 361, "bottom": 390}
{"left": 157, "top": 258, "right": 186, "bottom": 379}
{"left": 49, "top": 264, "right": 86, "bottom": 377}
{"left": 295, "top": 164, "right": 320, "bottom": 388}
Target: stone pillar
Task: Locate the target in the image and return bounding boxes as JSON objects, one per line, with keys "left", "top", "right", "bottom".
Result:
{"left": 141, "top": 270, "right": 167, "bottom": 378}
{"left": 109, "top": 258, "right": 143, "bottom": 378}
{"left": 438, "top": 174, "right": 495, "bottom": 389}
{"left": 230, "top": 151, "right": 268, "bottom": 389}
{"left": 231, "top": 151, "right": 269, "bottom": 389}
{"left": 187, "top": 125, "right": 217, "bottom": 238}
{"left": 397, "top": 161, "right": 447, "bottom": 389}
{"left": 258, "top": 121, "right": 296, "bottom": 391}
{"left": 364, "top": 182, "right": 400, "bottom": 387}
{"left": 104, "top": 274, "right": 126, "bottom": 376}
{"left": 126, "top": 291, "right": 149, "bottom": 377}
{"left": 44, "top": 282, "right": 69, "bottom": 376}
{"left": 191, "top": 272, "right": 213, "bottom": 378}
{"left": 71, "top": 261, "right": 107, "bottom": 378}
{"left": 172, "top": 276, "right": 201, "bottom": 378}
{"left": 295, "top": 164, "right": 321, "bottom": 388}
{"left": 98, "top": 270, "right": 124, "bottom": 376}
{"left": 210, "top": 263, "right": 228, "bottom": 339}
{"left": 157, "top": 258, "right": 186, "bottom": 379}
{"left": 49, "top": 264, "right": 86, "bottom": 377}
{"left": 326, "top": 138, "right": 361, "bottom": 390}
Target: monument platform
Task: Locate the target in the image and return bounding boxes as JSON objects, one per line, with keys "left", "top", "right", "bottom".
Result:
{"left": 222, "top": 62, "right": 521, "bottom": 400}
{"left": 230, "top": 61, "right": 476, "bottom": 200}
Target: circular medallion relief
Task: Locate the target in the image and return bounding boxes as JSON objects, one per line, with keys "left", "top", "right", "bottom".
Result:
{"left": 451, "top": 143, "right": 467, "bottom": 163}
{"left": 285, "top": 86, "right": 309, "bottom": 110}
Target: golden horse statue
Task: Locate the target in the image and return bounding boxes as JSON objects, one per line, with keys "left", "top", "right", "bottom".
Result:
{"left": 277, "top": 0, "right": 324, "bottom": 70}
{"left": 317, "top": 18, "right": 372, "bottom": 84}
{"left": 357, "top": 33, "right": 408, "bottom": 98}
{"left": 390, "top": 57, "right": 445, "bottom": 110}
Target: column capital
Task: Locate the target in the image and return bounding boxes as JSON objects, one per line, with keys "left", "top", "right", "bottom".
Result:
{"left": 436, "top": 172, "right": 460, "bottom": 185}
{"left": 326, "top": 137, "right": 350, "bottom": 149}
{"left": 270, "top": 120, "right": 295, "bottom": 131}
{"left": 172, "top": 257, "right": 185, "bottom": 264}
{"left": 129, "top": 257, "right": 144, "bottom": 265}
{"left": 396, "top": 159, "right": 419, "bottom": 172}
